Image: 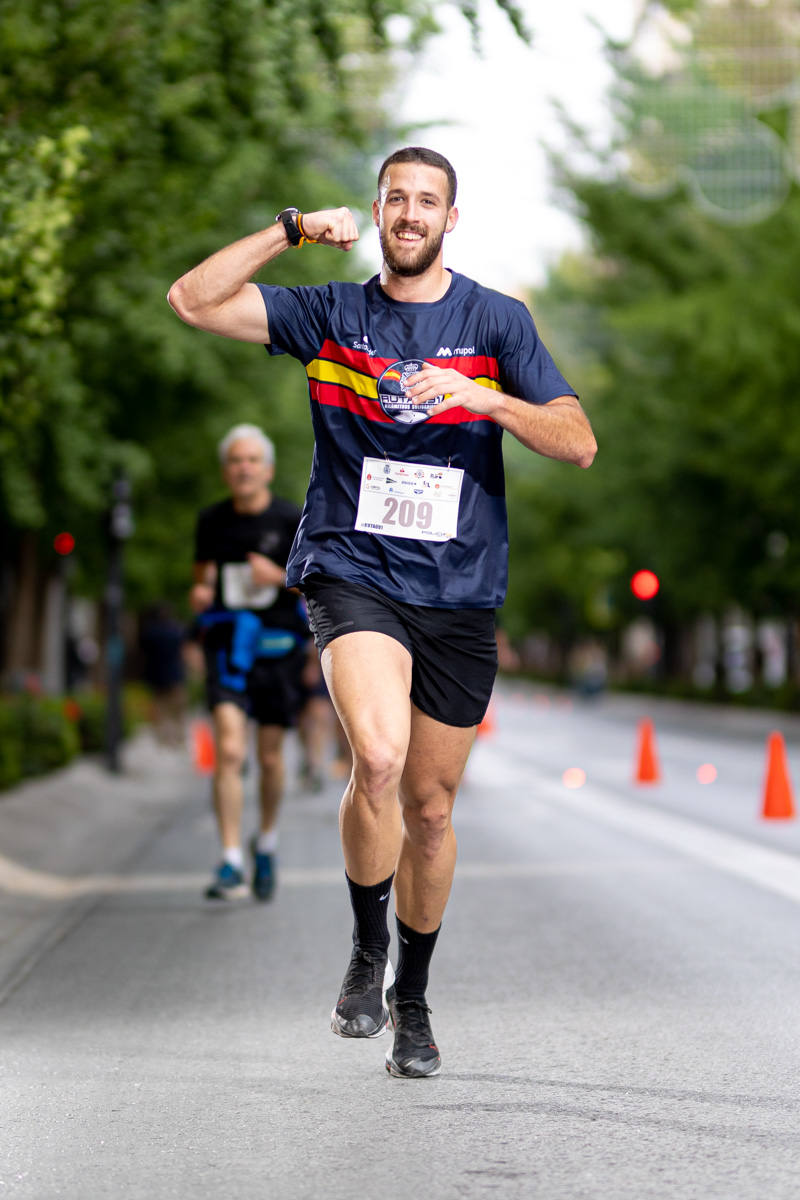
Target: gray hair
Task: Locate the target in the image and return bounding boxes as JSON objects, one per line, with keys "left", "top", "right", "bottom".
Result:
{"left": 218, "top": 424, "right": 275, "bottom": 466}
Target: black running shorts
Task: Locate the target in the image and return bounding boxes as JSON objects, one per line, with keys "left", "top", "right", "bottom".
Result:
{"left": 204, "top": 643, "right": 307, "bottom": 728}
{"left": 301, "top": 574, "right": 497, "bottom": 728}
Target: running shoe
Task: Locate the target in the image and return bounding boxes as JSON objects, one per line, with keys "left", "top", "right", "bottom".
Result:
{"left": 330, "top": 948, "right": 394, "bottom": 1038}
{"left": 204, "top": 861, "right": 248, "bottom": 901}
{"left": 384, "top": 986, "right": 441, "bottom": 1078}
{"left": 249, "top": 838, "right": 276, "bottom": 902}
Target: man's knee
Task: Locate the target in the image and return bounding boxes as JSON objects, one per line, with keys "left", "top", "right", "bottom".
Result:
{"left": 401, "top": 792, "right": 454, "bottom": 854}
{"left": 215, "top": 731, "right": 246, "bottom": 774}
{"left": 351, "top": 735, "right": 406, "bottom": 800}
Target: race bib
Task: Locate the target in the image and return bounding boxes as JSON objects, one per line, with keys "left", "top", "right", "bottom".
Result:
{"left": 221, "top": 563, "right": 278, "bottom": 610}
{"left": 354, "top": 457, "right": 464, "bottom": 543}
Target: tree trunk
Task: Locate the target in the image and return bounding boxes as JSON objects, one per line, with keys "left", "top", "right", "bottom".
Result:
{"left": 3, "top": 531, "right": 45, "bottom": 681}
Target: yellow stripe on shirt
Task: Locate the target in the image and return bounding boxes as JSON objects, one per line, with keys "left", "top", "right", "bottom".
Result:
{"left": 308, "top": 359, "right": 379, "bottom": 399}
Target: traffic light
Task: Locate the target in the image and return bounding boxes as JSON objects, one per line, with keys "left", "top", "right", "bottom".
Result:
{"left": 630, "top": 569, "right": 660, "bottom": 601}
{"left": 53, "top": 531, "right": 76, "bottom": 556}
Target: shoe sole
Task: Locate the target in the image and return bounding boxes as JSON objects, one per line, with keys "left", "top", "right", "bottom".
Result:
{"left": 329, "top": 960, "right": 395, "bottom": 1039}
{"left": 385, "top": 1054, "right": 441, "bottom": 1078}
{"left": 204, "top": 884, "right": 249, "bottom": 901}
{"left": 330, "top": 1009, "right": 389, "bottom": 1038}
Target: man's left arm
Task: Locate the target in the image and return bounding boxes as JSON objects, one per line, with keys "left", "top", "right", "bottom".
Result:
{"left": 404, "top": 367, "right": 597, "bottom": 469}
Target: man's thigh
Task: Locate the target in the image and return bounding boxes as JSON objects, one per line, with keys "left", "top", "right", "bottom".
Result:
{"left": 401, "top": 705, "right": 476, "bottom": 811}
{"left": 320, "top": 631, "right": 413, "bottom": 757}
{"left": 211, "top": 701, "right": 249, "bottom": 754}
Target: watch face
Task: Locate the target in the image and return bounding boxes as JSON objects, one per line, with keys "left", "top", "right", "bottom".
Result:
{"left": 377, "top": 359, "right": 443, "bottom": 425}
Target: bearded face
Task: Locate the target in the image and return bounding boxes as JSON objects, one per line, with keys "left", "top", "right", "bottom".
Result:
{"left": 379, "top": 215, "right": 448, "bottom": 277}
{"left": 374, "top": 162, "right": 456, "bottom": 279}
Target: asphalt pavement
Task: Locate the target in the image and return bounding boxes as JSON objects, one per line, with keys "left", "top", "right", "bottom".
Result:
{"left": 2, "top": 687, "right": 800, "bottom": 1200}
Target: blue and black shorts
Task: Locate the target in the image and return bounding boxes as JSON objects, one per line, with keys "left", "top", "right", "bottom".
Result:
{"left": 204, "top": 642, "right": 307, "bottom": 728}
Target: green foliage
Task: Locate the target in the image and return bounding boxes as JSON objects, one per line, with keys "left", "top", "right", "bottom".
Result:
{"left": 0, "top": 706, "right": 24, "bottom": 790}
{"left": 0, "top": 695, "right": 81, "bottom": 788}
{"left": 508, "top": 220, "right": 799, "bottom": 650}
{"left": 0, "top": 123, "right": 100, "bottom": 527}
{"left": 74, "top": 692, "right": 109, "bottom": 754}
{"left": 0, "top": 0, "right": 401, "bottom": 597}
{"left": 1, "top": 0, "right": 526, "bottom": 617}
{"left": 501, "top": 0, "right": 800, "bottom": 658}
{"left": 618, "top": 1, "right": 798, "bottom": 225}
{"left": 0, "top": 687, "right": 152, "bottom": 790}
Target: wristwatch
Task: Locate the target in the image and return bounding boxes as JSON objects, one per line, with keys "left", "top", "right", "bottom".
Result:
{"left": 275, "top": 207, "right": 304, "bottom": 246}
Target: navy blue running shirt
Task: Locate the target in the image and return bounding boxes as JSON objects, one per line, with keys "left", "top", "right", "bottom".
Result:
{"left": 257, "top": 271, "right": 576, "bottom": 609}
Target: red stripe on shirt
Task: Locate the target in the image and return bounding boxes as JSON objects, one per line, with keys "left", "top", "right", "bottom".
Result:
{"left": 309, "top": 379, "right": 493, "bottom": 425}
{"left": 318, "top": 339, "right": 500, "bottom": 385}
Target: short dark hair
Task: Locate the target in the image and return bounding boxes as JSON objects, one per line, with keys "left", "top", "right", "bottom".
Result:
{"left": 377, "top": 147, "right": 457, "bottom": 208}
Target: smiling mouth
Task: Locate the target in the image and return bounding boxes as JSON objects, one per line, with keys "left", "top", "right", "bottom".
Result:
{"left": 394, "top": 227, "right": 425, "bottom": 243}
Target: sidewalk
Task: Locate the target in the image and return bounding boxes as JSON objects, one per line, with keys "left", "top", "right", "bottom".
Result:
{"left": 0, "top": 728, "right": 199, "bottom": 1003}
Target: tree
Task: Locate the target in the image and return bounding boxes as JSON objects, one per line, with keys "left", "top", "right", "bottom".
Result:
{"left": 501, "top": 0, "right": 800, "bottom": 687}
{"left": 0, "top": 0, "right": 529, "bottom": 678}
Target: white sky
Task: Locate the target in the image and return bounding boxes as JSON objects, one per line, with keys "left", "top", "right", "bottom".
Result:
{"left": 358, "top": 0, "right": 639, "bottom": 292}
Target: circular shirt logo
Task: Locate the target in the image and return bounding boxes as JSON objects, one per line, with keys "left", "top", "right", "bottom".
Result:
{"left": 377, "top": 359, "right": 443, "bottom": 425}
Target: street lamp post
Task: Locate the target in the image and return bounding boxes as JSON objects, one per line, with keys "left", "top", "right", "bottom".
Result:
{"left": 105, "top": 473, "right": 134, "bottom": 773}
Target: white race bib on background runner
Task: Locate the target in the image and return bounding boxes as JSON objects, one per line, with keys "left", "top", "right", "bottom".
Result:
{"left": 354, "top": 457, "right": 464, "bottom": 543}
{"left": 221, "top": 563, "right": 277, "bottom": 609}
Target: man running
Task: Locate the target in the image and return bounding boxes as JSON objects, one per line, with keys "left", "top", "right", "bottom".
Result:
{"left": 192, "top": 424, "right": 308, "bottom": 902}
{"left": 169, "top": 147, "right": 596, "bottom": 1075}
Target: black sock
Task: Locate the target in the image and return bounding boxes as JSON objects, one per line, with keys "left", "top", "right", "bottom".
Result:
{"left": 393, "top": 916, "right": 440, "bottom": 1001}
{"left": 346, "top": 872, "right": 393, "bottom": 956}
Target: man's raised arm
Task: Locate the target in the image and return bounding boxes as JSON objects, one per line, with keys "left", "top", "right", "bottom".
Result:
{"left": 167, "top": 208, "right": 360, "bottom": 343}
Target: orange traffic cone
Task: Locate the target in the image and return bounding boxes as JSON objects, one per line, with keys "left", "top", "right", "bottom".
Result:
{"left": 192, "top": 719, "right": 216, "bottom": 774}
{"left": 761, "top": 731, "right": 796, "bottom": 820}
{"left": 634, "top": 717, "right": 661, "bottom": 784}
{"left": 476, "top": 701, "right": 496, "bottom": 739}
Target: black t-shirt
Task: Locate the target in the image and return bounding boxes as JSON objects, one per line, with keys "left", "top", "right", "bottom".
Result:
{"left": 193, "top": 496, "right": 307, "bottom": 636}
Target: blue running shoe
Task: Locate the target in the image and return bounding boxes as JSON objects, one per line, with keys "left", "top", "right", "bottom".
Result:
{"left": 205, "top": 861, "right": 248, "bottom": 901}
{"left": 249, "top": 837, "right": 276, "bottom": 902}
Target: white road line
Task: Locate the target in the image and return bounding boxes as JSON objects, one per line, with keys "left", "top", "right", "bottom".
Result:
{"left": 480, "top": 744, "right": 800, "bottom": 907}
{"left": 0, "top": 855, "right": 678, "bottom": 901}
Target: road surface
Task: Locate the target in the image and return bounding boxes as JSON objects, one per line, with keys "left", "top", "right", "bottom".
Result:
{"left": 2, "top": 684, "right": 799, "bottom": 1199}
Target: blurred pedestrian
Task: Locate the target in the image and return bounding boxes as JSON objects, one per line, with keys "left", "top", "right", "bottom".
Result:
{"left": 169, "top": 147, "right": 595, "bottom": 1075}
{"left": 191, "top": 424, "right": 308, "bottom": 902}
{"left": 138, "top": 604, "right": 187, "bottom": 747}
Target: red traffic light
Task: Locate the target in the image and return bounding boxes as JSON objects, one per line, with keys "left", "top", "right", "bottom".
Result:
{"left": 53, "top": 532, "right": 76, "bottom": 555}
{"left": 630, "top": 569, "right": 659, "bottom": 601}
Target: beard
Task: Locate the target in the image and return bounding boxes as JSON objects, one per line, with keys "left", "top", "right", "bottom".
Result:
{"left": 379, "top": 221, "right": 446, "bottom": 277}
